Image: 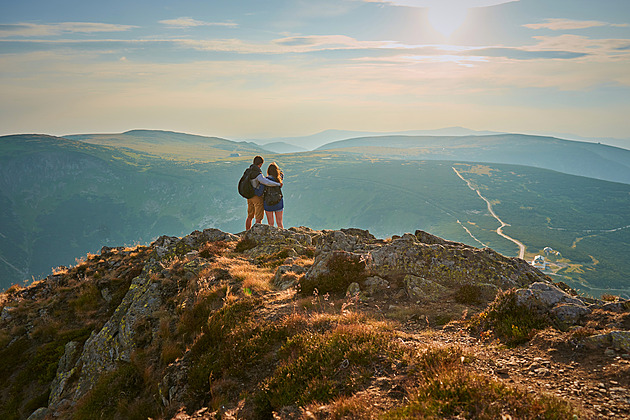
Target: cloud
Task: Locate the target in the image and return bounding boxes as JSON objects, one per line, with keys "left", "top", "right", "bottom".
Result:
{"left": 0, "top": 22, "right": 137, "bottom": 38}
{"left": 524, "top": 19, "right": 629, "bottom": 31}
{"left": 362, "top": 0, "right": 518, "bottom": 8}
{"left": 158, "top": 17, "right": 238, "bottom": 29}
{"left": 176, "top": 35, "right": 392, "bottom": 54}
{"left": 462, "top": 47, "right": 588, "bottom": 60}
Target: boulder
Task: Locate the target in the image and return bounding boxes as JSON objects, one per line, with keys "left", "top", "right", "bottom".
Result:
{"left": 314, "top": 228, "right": 379, "bottom": 253}
{"left": 49, "top": 341, "right": 82, "bottom": 407}
{"left": 404, "top": 274, "right": 447, "bottom": 302}
{"left": 515, "top": 282, "right": 586, "bottom": 309}
{"left": 26, "top": 408, "right": 48, "bottom": 420}
{"left": 274, "top": 264, "right": 307, "bottom": 291}
{"left": 346, "top": 282, "right": 361, "bottom": 297}
{"left": 367, "top": 234, "right": 545, "bottom": 290}
{"left": 241, "top": 224, "right": 315, "bottom": 258}
{"left": 550, "top": 303, "right": 591, "bottom": 324}
{"left": 514, "top": 282, "right": 590, "bottom": 325}
{"left": 582, "top": 331, "right": 630, "bottom": 353}
{"left": 152, "top": 229, "right": 238, "bottom": 260}
{"left": 363, "top": 276, "right": 390, "bottom": 295}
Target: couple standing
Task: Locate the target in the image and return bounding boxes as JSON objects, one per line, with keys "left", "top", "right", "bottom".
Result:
{"left": 245, "top": 155, "right": 285, "bottom": 230}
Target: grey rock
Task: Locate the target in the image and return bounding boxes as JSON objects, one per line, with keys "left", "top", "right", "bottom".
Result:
{"left": 515, "top": 282, "right": 586, "bottom": 309}
{"left": 49, "top": 341, "right": 82, "bottom": 407}
{"left": 363, "top": 276, "right": 389, "bottom": 295}
{"left": 550, "top": 303, "right": 591, "bottom": 324}
{"left": 346, "top": 282, "right": 361, "bottom": 297}
{"left": 274, "top": 264, "right": 306, "bottom": 290}
{"left": 26, "top": 407, "right": 48, "bottom": 420}
{"left": 1, "top": 306, "right": 14, "bottom": 321}
{"left": 582, "top": 331, "right": 630, "bottom": 353}
{"left": 68, "top": 263, "right": 165, "bottom": 402}
{"left": 601, "top": 301, "right": 630, "bottom": 313}
{"left": 404, "top": 274, "right": 447, "bottom": 302}
{"left": 242, "top": 224, "right": 315, "bottom": 258}
{"left": 100, "top": 287, "right": 112, "bottom": 303}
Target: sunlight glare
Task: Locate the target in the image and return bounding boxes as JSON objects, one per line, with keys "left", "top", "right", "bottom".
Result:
{"left": 427, "top": 6, "right": 469, "bottom": 38}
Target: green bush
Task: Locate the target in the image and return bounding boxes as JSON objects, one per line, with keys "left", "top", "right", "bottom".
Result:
{"left": 255, "top": 322, "right": 399, "bottom": 416}
{"left": 387, "top": 366, "right": 575, "bottom": 419}
{"left": 454, "top": 284, "right": 483, "bottom": 305}
{"left": 73, "top": 363, "right": 158, "bottom": 420}
{"left": 468, "top": 289, "right": 551, "bottom": 346}
{"left": 299, "top": 252, "right": 367, "bottom": 296}
{"left": 234, "top": 237, "right": 257, "bottom": 253}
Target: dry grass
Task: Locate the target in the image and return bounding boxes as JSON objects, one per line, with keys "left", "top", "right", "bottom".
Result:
{"left": 213, "top": 256, "right": 275, "bottom": 295}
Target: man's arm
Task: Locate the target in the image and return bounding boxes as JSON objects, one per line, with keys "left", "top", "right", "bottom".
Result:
{"left": 255, "top": 174, "right": 282, "bottom": 187}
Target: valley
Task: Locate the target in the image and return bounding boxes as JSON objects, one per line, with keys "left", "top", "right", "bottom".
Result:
{"left": 0, "top": 131, "right": 629, "bottom": 298}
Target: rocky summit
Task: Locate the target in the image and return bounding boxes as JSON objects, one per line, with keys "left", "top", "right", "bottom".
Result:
{"left": 1, "top": 225, "right": 629, "bottom": 419}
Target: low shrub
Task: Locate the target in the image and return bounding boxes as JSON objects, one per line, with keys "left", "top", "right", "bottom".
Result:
{"left": 299, "top": 252, "right": 368, "bottom": 297}
{"left": 234, "top": 237, "right": 257, "bottom": 253}
{"left": 468, "top": 289, "right": 551, "bottom": 346}
{"left": 387, "top": 365, "right": 575, "bottom": 419}
{"left": 255, "top": 321, "right": 400, "bottom": 416}
{"left": 454, "top": 284, "right": 483, "bottom": 305}
{"left": 601, "top": 293, "right": 618, "bottom": 302}
{"left": 73, "top": 362, "right": 159, "bottom": 420}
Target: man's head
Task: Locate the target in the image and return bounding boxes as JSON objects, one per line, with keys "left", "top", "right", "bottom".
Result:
{"left": 253, "top": 156, "right": 264, "bottom": 167}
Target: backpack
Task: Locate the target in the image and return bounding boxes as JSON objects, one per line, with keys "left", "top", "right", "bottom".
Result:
{"left": 264, "top": 185, "right": 283, "bottom": 206}
{"left": 238, "top": 166, "right": 257, "bottom": 199}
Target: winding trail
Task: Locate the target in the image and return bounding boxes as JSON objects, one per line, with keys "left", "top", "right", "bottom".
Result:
{"left": 452, "top": 167, "right": 526, "bottom": 260}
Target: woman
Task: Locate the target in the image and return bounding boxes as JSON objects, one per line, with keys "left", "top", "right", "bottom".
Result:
{"left": 263, "top": 162, "right": 284, "bottom": 229}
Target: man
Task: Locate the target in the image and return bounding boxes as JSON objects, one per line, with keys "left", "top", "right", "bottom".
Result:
{"left": 246, "top": 156, "right": 282, "bottom": 230}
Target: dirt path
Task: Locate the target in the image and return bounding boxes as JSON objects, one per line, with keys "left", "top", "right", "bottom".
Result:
{"left": 452, "top": 167, "right": 526, "bottom": 260}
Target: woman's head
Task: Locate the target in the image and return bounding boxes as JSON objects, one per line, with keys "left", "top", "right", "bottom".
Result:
{"left": 267, "top": 162, "right": 282, "bottom": 179}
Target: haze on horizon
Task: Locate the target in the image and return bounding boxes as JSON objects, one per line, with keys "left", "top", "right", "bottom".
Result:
{"left": 1, "top": 0, "right": 629, "bottom": 140}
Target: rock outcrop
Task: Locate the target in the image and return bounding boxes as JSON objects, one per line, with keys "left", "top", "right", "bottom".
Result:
{"left": 515, "top": 282, "right": 591, "bottom": 325}
{"left": 2, "top": 224, "right": 628, "bottom": 420}
{"left": 301, "top": 229, "right": 548, "bottom": 302}
{"left": 48, "top": 228, "right": 240, "bottom": 411}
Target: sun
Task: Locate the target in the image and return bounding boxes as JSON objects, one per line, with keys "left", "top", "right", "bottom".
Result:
{"left": 427, "top": 6, "right": 469, "bottom": 38}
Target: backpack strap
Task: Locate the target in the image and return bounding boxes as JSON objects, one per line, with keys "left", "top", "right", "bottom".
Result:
{"left": 249, "top": 164, "right": 262, "bottom": 179}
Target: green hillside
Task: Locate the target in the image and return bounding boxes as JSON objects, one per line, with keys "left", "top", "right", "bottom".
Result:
{"left": 1, "top": 134, "right": 629, "bottom": 297}
{"left": 0, "top": 134, "right": 249, "bottom": 289}
{"left": 317, "top": 134, "right": 630, "bottom": 185}
{"left": 66, "top": 130, "right": 269, "bottom": 162}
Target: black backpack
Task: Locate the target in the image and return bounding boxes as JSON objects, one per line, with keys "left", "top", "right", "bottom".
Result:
{"left": 264, "top": 185, "right": 283, "bottom": 206}
{"left": 238, "top": 166, "right": 258, "bottom": 199}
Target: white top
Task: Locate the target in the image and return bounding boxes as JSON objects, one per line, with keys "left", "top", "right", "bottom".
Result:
{"left": 251, "top": 173, "right": 281, "bottom": 189}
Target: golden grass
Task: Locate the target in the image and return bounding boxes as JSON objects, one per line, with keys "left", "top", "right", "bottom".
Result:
{"left": 213, "top": 256, "right": 275, "bottom": 295}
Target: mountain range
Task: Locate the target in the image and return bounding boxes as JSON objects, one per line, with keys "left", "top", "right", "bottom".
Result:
{"left": 1, "top": 129, "right": 629, "bottom": 298}
{"left": 247, "top": 127, "right": 630, "bottom": 152}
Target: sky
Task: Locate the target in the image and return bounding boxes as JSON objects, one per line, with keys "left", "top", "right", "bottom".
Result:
{"left": 1, "top": 0, "right": 630, "bottom": 140}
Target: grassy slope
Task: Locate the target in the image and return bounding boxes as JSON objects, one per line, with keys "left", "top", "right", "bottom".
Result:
{"left": 454, "top": 163, "right": 630, "bottom": 293}
{"left": 65, "top": 130, "right": 269, "bottom": 162}
{"left": 0, "top": 135, "right": 249, "bottom": 288}
{"left": 317, "top": 134, "right": 630, "bottom": 185}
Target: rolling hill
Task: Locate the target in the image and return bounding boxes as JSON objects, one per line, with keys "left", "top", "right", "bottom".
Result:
{"left": 65, "top": 129, "right": 269, "bottom": 162}
{"left": 249, "top": 127, "right": 502, "bottom": 151}
{"left": 316, "top": 133, "right": 630, "bottom": 185}
{"left": 1, "top": 131, "right": 629, "bottom": 297}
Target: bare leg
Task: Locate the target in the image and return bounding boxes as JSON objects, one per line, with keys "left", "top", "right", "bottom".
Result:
{"left": 275, "top": 210, "right": 284, "bottom": 229}
{"left": 246, "top": 217, "right": 253, "bottom": 230}
{"left": 265, "top": 211, "right": 275, "bottom": 226}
